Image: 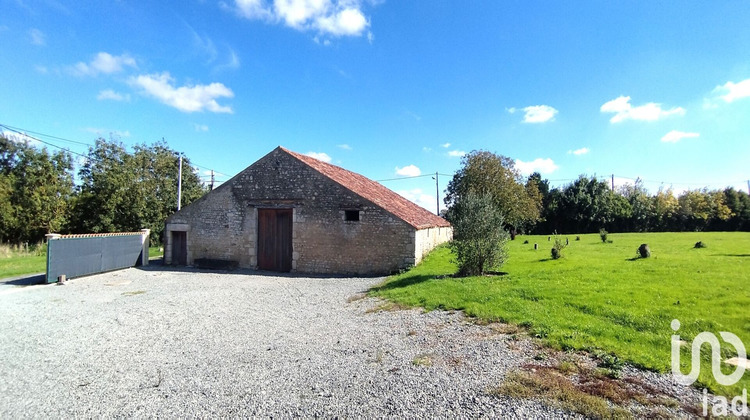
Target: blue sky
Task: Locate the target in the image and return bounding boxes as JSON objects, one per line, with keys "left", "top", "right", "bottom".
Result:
{"left": 2, "top": 1, "right": 749, "bottom": 212}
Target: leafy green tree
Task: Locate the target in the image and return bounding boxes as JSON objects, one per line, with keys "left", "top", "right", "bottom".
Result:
{"left": 0, "top": 134, "right": 74, "bottom": 242}
{"left": 722, "top": 188, "right": 750, "bottom": 231}
{"left": 619, "top": 179, "right": 654, "bottom": 232}
{"left": 557, "top": 175, "right": 631, "bottom": 233}
{"left": 676, "top": 189, "right": 730, "bottom": 231}
{"left": 447, "top": 191, "right": 509, "bottom": 276}
{"left": 651, "top": 187, "right": 679, "bottom": 231}
{"left": 69, "top": 138, "right": 205, "bottom": 243}
{"left": 445, "top": 150, "right": 541, "bottom": 233}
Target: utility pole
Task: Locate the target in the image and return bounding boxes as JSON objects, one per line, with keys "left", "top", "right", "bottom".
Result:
{"left": 747, "top": 180, "right": 749, "bottom": 195}
{"left": 209, "top": 170, "right": 215, "bottom": 191}
{"left": 177, "top": 154, "right": 183, "bottom": 211}
{"left": 611, "top": 174, "right": 615, "bottom": 191}
{"left": 435, "top": 172, "right": 440, "bottom": 216}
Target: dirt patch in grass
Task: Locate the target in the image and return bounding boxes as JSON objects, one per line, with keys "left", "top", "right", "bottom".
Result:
{"left": 364, "top": 301, "right": 414, "bottom": 314}
{"left": 491, "top": 360, "right": 691, "bottom": 419}
{"left": 346, "top": 293, "right": 368, "bottom": 303}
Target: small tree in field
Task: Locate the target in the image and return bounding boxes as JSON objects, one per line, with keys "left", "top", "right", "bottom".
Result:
{"left": 447, "top": 191, "right": 509, "bottom": 276}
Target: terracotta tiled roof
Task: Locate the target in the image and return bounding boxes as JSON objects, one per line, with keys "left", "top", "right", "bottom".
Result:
{"left": 281, "top": 147, "right": 451, "bottom": 230}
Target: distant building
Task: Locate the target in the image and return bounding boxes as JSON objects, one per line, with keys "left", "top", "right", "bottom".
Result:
{"left": 164, "top": 147, "right": 452, "bottom": 275}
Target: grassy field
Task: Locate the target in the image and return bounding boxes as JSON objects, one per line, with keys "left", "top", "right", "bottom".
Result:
{"left": 0, "top": 246, "right": 164, "bottom": 280}
{"left": 0, "top": 248, "right": 46, "bottom": 279}
{"left": 371, "top": 231, "right": 750, "bottom": 396}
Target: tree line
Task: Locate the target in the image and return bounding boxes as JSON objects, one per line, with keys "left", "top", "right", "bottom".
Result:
{"left": 0, "top": 135, "right": 204, "bottom": 245}
{"left": 445, "top": 150, "right": 750, "bottom": 236}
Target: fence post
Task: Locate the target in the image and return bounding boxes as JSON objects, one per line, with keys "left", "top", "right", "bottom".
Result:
{"left": 140, "top": 229, "right": 151, "bottom": 266}
{"left": 44, "top": 234, "right": 61, "bottom": 283}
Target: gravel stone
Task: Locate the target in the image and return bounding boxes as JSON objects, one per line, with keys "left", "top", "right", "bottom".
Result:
{"left": 0, "top": 266, "right": 701, "bottom": 418}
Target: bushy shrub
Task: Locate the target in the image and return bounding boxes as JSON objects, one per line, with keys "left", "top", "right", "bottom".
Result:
{"left": 551, "top": 235, "right": 566, "bottom": 260}
{"left": 447, "top": 191, "right": 509, "bottom": 276}
{"left": 599, "top": 228, "right": 608, "bottom": 243}
{"left": 637, "top": 243, "right": 651, "bottom": 258}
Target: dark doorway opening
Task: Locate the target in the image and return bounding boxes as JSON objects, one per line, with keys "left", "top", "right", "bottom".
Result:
{"left": 171, "top": 231, "right": 187, "bottom": 265}
{"left": 257, "top": 208, "right": 293, "bottom": 272}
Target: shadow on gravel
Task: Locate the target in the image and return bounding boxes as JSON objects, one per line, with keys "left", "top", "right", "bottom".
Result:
{"left": 1, "top": 273, "right": 46, "bottom": 286}
{"left": 136, "top": 259, "right": 384, "bottom": 279}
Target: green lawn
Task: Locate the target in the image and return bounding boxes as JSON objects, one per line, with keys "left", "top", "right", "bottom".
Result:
{"left": 371, "top": 231, "right": 750, "bottom": 396}
{"left": 0, "top": 246, "right": 164, "bottom": 280}
{"left": 0, "top": 253, "right": 47, "bottom": 279}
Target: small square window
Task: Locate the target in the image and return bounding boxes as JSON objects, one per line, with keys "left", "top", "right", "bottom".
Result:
{"left": 344, "top": 210, "right": 360, "bottom": 222}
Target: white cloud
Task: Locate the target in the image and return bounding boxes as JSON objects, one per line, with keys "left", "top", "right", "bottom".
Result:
{"left": 129, "top": 72, "right": 234, "bottom": 113}
{"left": 29, "top": 28, "right": 45, "bottom": 46}
{"left": 315, "top": 7, "right": 368, "bottom": 36}
{"left": 520, "top": 105, "right": 558, "bottom": 123}
{"left": 441, "top": 142, "right": 451, "bottom": 148}
{"left": 97, "top": 89, "right": 130, "bottom": 102}
{"left": 515, "top": 158, "right": 559, "bottom": 175}
{"left": 661, "top": 130, "right": 699, "bottom": 143}
{"left": 222, "top": 49, "right": 241, "bottom": 71}
{"left": 83, "top": 127, "right": 131, "bottom": 138}
{"left": 337, "top": 143, "right": 352, "bottom": 150}
{"left": 422, "top": 146, "right": 432, "bottom": 152}
{"left": 1, "top": 130, "right": 41, "bottom": 147}
{"left": 304, "top": 151, "right": 332, "bottom": 163}
{"left": 230, "top": 0, "right": 371, "bottom": 38}
{"left": 396, "top": 188, "right": 437, "bottom": 213}
{"left": 71, "top": 52, "right": 137, "bottom": 77}
{"left": 568, "top": 147, "right": 589, "bottom": 156}
{"left": 611, "top": 176, "right": 636, "bottom": 190}
{"left": 234, "top": 0, "right": 274, "bottom": 19}
{"left": 193, "top": 123, "right": 209, "bottom": 132}
{"left": 395, "top": 164, "right": 421, "bottom": 177}
{"left": 600, "top": 96, "right": 685, "bottom": 123}
{"left": 712, "top": 78, "right": 750, "bottom": 103}
{"left": 447, "top": 150, "right": 466, "bottom": 157}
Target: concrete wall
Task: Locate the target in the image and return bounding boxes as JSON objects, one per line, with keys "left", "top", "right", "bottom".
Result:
{"left": 414, "top": 226, "right": 453, "bottom": 265}
{"left": 165, "top": 148, "right": 430, "bottom": 275}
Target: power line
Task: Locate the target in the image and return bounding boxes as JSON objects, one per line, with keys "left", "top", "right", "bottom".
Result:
{"left": 0, "top": 122, "right": 229, "bottom": 181}
{"left": 376, "top": 173, "right": 453, "bottom": 182}
{"left": 1, "top": 124, "right": 91, "bottom": 160}
{"left": 0, "top": 123, "right": 92, "bottom": 146}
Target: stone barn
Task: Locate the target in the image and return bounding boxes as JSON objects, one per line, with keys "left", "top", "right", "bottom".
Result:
{"left": 164, "top": 146, "right": 452, "bottom": 275}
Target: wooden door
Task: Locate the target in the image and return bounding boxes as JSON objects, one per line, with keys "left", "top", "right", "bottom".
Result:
{"left": 171, "top": 231, "right": 187, "bottom": 265}
{"left": 257, "top": 209, "right": 293, "bottom": 272}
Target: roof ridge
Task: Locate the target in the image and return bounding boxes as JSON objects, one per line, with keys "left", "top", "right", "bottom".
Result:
{"left": 280, "top": 147, "right": 450, "bottom": 229}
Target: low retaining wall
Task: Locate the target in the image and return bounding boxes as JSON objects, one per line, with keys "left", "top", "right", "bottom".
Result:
{"left": 45, "top": 230, "right": 150, "bottom": 283}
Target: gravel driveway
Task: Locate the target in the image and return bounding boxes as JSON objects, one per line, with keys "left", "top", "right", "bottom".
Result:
{"left": 0, "top": 265, "right": 583, "bottom": 418}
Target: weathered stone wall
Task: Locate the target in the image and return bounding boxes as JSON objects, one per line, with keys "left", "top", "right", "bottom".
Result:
{"left": 164, "top": 186, "right": 256, "bottom": 267}
{"left": 165, "top": 148, "right": 426, "bottom": 275}
{"left": 414, "top": 226, "right": 453, "bottom": 264}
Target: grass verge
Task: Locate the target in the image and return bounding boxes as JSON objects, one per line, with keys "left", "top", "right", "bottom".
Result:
{"left": 370, "top": 232, "right": 750, "bottom": 396}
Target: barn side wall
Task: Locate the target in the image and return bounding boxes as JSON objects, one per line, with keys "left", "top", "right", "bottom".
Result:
{"left": 165, "top": 148, "right": 421, "bottom": 275}
{"left": 414, "top": 226, "right": 453, "bottom": 265}
{"left": 164, "top": 186, "right": 256, "bottom": 268}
